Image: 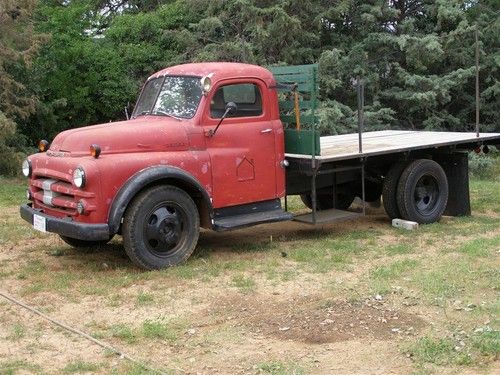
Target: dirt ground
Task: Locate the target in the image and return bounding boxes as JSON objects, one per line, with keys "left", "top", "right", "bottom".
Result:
{"left": 1, "top": 193, "right": 499, "bottom": 374}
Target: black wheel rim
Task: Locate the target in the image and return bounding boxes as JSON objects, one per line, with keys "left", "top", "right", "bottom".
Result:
{"left": 413, "top": 175, "right": 439, "bottom": 215}
{"left": 143, "top": 202, "right": 187, "bottom": 257}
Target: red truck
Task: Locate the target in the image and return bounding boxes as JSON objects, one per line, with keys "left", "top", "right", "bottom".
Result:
{"left": 20, "top": 62, "right": 500, "bottom": 270}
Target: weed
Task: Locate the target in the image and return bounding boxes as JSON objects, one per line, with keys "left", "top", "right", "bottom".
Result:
{"left": 110, "top": 324, "right": 138, "bottom": 344}
{"left": 63, "top": 361, "right": 100, "bottom": 373}
{"left": 136, "top": 292, "right": 155, "bottom": 306}
{"left": 408, "top": 336, "right": 471, "bottom": 366}
{"left": 472, "top": 330, "right": 499, "bottom": 357}
{"left": 231, "top": 274, "right": 256, "bottom": 292}
{"left": 7, "top": 323, "right": 25, "bottom": 341}
{"left": 141, "top": 319, "right": 177, "bottom": 342}
{"left": 256, "top": 361, "right": 305, "bottom": 375}
{"left": 0, "top": 359, "right": 42, "bottom": 375}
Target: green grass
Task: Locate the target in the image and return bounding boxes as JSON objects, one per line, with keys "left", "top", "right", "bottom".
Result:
{"left": 141, "top": 319, "right": 178, "bottom": 342}
{"left": 110, "top": 324, "right": 138, "bottom": 344}
{"left": 255, "top": 361, "right": 305, "bottom": 375}
{"left": 0, "top": 359, "right": 42, "bottom": 375}
{"left": 454, "top": 236, "right": 500, "bottom": 257}
{"left": 136, "top": 292, "right": 155, "bottom": 306}
{"left": 7, "top": 323, "right": 25, "bottom": 341}
{"left": 231, "top": 274, "right": 256, "bottom": 292}
{"left": 62, "top": 361, "right": 101, "bottom": 373}
{"left": 0, "top": 177, "right": 26, "bottom": 207}
{"left": 408, "top": 336, "right": 472, "bottom": 366}
{"left": 472, "top": 330, "right": 500, "bottom": 357}
{"left": 385, "top": 243, "right": 413, "bottom": 255}
{"left": 371, "top": 259, "right": 419, "bottom": 280}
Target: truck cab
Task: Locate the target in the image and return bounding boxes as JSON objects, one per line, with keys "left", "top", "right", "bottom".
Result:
{"left": 20, "top": 63, "right": 292, "bottom": 269}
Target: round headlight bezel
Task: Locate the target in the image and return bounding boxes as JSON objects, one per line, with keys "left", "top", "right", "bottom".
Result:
{"left": 73, "top": 167, "right": 86, "bottom": 188}
{"left": 22, "top": 159, "right": 32, "bottom": 177}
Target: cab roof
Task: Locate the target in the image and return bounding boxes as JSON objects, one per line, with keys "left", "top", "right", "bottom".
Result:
{"left": 149, "top": 62, "right": 275, "bottom": 86}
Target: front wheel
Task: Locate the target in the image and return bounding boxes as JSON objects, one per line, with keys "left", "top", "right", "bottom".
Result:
{"left": 122, "top": 185, "right": 199, "bottom": 270}
{"left": 396, "top": 159, "right": 448, "bottom": 224}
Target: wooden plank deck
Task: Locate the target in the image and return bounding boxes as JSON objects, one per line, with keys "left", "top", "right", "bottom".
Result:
{"left": 285, "top": 130, "right": 500, "bottom": 161}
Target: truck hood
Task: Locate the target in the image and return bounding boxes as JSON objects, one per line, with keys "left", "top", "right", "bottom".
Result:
{"left": 49, "top": 116, "right": 190, "bottom": 156}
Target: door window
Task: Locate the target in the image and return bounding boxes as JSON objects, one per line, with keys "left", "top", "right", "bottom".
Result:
{"left": 210, "top": 83, "right": 262, "bottom": 118}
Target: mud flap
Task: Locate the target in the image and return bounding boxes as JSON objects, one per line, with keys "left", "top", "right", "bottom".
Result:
{"left": 436, "top": 152, "right": 471, "bottom": 217}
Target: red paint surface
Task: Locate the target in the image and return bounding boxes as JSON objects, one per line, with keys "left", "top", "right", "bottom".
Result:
{"left": 26, "top": 62, "right": 286, "bottom": 225}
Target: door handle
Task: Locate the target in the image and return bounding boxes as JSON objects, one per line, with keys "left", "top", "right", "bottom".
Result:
{"left": 260, "top": 128, "right": 273, "bottom": 134}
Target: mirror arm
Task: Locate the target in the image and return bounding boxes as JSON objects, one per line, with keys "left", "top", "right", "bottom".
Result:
{"left": 208, "top": 108, "right": 230, "bottom": 137}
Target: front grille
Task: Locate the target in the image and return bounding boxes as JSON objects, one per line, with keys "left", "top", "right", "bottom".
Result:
{"left": 30, "top": 176, "right": 94, "bottom": 215}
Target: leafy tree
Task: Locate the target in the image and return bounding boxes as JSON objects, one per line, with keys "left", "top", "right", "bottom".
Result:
{"left": 0, "top": 0, "right": 45, "bottom": 175}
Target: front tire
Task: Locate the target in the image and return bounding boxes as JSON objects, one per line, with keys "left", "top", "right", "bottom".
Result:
{"left": 396, "top": 159, "right": 448, "bottom": 224}
{"left": 123, "top": 185, "right": 199, "bottom": 270}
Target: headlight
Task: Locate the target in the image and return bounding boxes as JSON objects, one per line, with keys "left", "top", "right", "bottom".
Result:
{"left": 22, "top": 159, "right": 31, "bottom": 177}
{"left": 73, "top": 167, "right": 86, "bottom": 188}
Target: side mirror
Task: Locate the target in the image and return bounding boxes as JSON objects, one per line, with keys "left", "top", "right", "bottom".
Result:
{"left": 225, "top": 101, "right": 237, "bottom": 115}
{"left": 207, "top": 102, "right": 239, "bottom": 138}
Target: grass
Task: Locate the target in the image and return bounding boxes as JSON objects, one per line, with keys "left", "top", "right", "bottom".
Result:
{"left": 141, "top": 319, "right": 178, "bottom": 342}
{"left": 408, "top": 336, "right": 472, "bottom": 366}
{"left": 0, "top": 177, "right": 26, "bottom": 207}
{"left": 0, "top": 359, "right": 42, "bottom": 375}
{"left": 110, "top": 323, "right": 138, "bottom": 344}
{"left": 136, "top": 292, "right": 155, "bottom": 306}
{"left": 0, "top": 158, "right": 498, "bottom": 374}
{"left": 255, "top": 361, "right": 305, "bottom": 375}
{"left": 62, "top": 361, "right": 101, "bottom": 373}
{"left": 409, "top": 330, "right": 500, "bottom": 368}
{"left": 7, "top": 323, "right": 25, "bottom": 341}
{"left": 455, "top": 236, "right": 500, "bottom": 257}
{"left": 231, "top": 274, "right": 256, "bottom": 292}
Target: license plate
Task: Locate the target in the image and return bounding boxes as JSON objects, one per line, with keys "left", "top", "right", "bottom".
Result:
{"left": 33, "top": 214, "right": 47, "bottom": 233}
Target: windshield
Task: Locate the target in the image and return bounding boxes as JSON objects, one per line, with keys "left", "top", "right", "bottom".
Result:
{"left": 133, "top": 76, "right": 202, "bottom": 119}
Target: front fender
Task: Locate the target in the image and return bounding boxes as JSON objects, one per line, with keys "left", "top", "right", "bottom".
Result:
{"left": 108, "top": 166, "right": 212, "bottom": 234}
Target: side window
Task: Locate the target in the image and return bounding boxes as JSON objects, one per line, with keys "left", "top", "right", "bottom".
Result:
{"left": 210, "top": 83, "right": 262, "bottom": 118}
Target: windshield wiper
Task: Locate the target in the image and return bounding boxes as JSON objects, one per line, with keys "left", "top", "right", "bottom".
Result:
{"left": 151, "top": 110, "right": 182, "bottom": 121}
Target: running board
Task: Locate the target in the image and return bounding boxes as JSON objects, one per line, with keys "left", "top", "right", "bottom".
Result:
{"left": 294, "top": 208, "right": 361, "bottom": 224}
{"left": 212, "top": 199, "right": 293, "bottom": 231}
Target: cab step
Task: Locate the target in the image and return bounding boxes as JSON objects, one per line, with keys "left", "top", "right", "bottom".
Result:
{"left": 213, "top": 199, "right": 293, "bottom": 231}
{"left": 294, "top": 208, "right": 361, "bottom": 224}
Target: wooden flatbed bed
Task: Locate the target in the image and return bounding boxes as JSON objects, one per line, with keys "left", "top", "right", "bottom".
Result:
{"left": 285, "top": 130, "right": 500, "bottom": 161}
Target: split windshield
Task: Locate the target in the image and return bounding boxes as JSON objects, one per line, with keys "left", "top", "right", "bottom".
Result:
{"left": 132, "top": 76, "right": 202, "bottom": 119}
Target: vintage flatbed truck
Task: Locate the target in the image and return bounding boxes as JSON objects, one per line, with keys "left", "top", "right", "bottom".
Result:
{"left": 20, "top": 62, "right": 500, "bottom": 269}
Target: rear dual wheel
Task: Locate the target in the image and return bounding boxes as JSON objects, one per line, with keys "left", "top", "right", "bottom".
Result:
{"left": 383, "top": 159, "right": 448, "bottom": 224}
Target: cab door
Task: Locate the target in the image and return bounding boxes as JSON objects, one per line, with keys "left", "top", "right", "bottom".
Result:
{"left": 202, "top": 79, "right": 278, "bottom": 208}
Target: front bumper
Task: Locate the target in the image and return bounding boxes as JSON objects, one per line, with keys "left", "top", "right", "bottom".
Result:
{"left": 20, "top": 203, "right": 110, "bottom": 241}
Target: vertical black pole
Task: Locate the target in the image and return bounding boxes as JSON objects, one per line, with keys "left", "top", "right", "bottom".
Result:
{"left": 357, "top": 77, "right": 364, "bottom": 153}
{"left": 475, "top": 25, "right": 480, "bottom": 138}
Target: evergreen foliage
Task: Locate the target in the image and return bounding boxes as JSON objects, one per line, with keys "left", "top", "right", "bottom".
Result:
{"left": 0, "top": 0, "right": 499, "bottom": 175}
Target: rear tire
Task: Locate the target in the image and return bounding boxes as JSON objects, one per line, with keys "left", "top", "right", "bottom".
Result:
{"left": 123, "top": 185, "right": 199, "bottom": 270}
{"left": 59, "top": 235, "right": 111, "bottom": 249}
{"left": 382, "top": 161, "right": 408, "bottom": 219}
{"left": 396, "top": 159, "right": 448, "bottom": 224}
